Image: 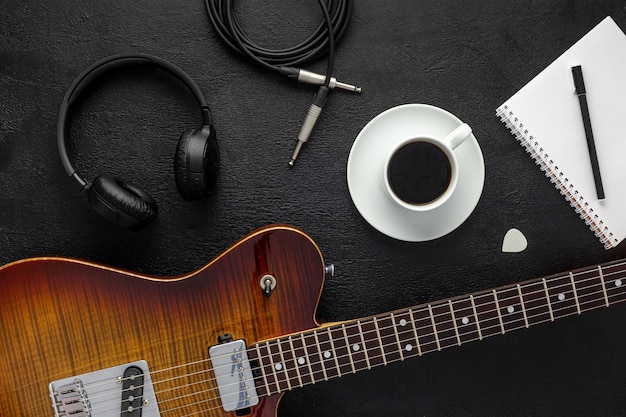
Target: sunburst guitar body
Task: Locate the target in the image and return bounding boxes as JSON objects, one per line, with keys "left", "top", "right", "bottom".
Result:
{"left": 3, "top": 224, "right": 626, "bottom": 417}
{"left": 0, "top": 225, "right": 325, "bottom": 417}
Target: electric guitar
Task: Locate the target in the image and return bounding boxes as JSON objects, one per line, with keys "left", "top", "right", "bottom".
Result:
{"left": 1, "top": 224, "right": 625, "bottom": 417}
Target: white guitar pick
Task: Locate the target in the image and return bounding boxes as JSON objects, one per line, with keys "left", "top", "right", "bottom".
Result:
{"left": 502, "top": 228, "right": 528, "bottom": 253}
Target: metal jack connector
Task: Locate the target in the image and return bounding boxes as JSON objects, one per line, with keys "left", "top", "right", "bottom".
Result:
{"left": 297, "top": 69, "right": 362, "bottom": 93}
{"left": 289, "top": 86, "right": 329, "bottom": 167}
{"left": 289, "top": 104, "right": 322, "bottom": 167}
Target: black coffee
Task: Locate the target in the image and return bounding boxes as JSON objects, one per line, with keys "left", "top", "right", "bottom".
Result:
{"left": 387, "top": 141, "right": 452, "bottom": 205}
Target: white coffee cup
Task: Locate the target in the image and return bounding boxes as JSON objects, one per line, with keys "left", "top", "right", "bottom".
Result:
{"left": 383, "top": 123, "right": 472, "bottom": 212}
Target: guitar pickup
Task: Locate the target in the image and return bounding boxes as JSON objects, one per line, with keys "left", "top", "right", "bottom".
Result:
{"left": 209, "top": 339, "right": 259, "bottom": 412}
{"left": 120, "top": 366, "right": 144, "bottom": 417}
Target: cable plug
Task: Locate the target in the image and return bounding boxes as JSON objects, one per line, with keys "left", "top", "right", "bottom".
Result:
{"left": 289, "top": 86, "right": 329, "bottom": 167}
{"left": 279, "top": 67, "right": 361, "bottom": 93}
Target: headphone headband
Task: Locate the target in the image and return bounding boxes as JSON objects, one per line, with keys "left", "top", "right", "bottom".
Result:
{"left": 57, "top": 53, "right": 213, "bottom": 194}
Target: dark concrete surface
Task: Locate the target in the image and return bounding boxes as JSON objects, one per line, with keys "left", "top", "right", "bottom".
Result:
{"left": 2, "top": 1, "right": 626, "bottom": 416}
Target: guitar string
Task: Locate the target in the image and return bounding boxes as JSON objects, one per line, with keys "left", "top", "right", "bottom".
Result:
{"left": 86, "top": 268, "right": 626, "bottom": 417}
{"left": 101, "top": 279, "right": 626, "bottom": 417}
{"left": 162, "top": 262, "right": 626, "bottom": 395}
{"left": 246, "top": 279, "right": 623, "bottom": 390}
{"left": 83, "top": 266, "right": 626, "bottom": 416}
{"left": 79, "top": 265, "right": 626, "bottom": 413}
{"left": 155, "top": 284, "right": 626, "bottom": 417}
{"left": 81, "top": 263, "right": 614, "bottom": 402}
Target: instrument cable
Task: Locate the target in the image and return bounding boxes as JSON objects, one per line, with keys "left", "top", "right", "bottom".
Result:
{"left": 205, "top": 0, "right": 361, "bottom": 166}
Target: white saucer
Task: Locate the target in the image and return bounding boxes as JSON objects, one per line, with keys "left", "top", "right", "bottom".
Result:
{"left": 347, "top": 104, "right": 485, "bottom": 242}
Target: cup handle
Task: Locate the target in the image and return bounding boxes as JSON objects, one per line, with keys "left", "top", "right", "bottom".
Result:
{"left": 443, "top": 123, "right": 472, "bottom": 150}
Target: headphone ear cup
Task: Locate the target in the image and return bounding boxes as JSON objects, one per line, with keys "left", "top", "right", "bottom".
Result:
{"left": 174, "top": 127, "right": 219, "bottom": 200}
{"left": 88, "top": 174, "right": 158, "bottom": 230}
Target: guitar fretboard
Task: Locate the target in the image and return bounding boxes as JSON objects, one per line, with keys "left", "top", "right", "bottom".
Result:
{"left": 247, "top": 260, "right": 626, "bottom": 396}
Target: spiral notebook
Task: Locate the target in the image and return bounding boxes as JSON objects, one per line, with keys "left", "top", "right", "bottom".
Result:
{"left": 496, "top": 17, "right": 626, "bottom": 249}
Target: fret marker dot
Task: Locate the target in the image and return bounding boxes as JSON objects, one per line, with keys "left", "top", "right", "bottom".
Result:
{"left": 616, "top": 279, "right": 623, "bottom": 287}
{"left": 405, "top": 344, "right": 413, "bottom": 352}
{"left": 507, "top": 306, "right": 515, "bottom": 313}
{"left": 461, "top": 317, "right": 469, "bottom": 325}
{"left": 558, "top": 293, "right": 565, "bottom": 301}
{"left": 399, "top": 319, "right": 407, "bottom": 326}
{"left": 323, "top": 351, "right": 331, "bottom": 359}
{"left": 297, "top": 357, "right": 305, "bottom": 365}
{"left": 352, "top": 343, "right": 360, "bottom": 352}
{"left": 274, "top": 363, "right": 282, "bottom": 371}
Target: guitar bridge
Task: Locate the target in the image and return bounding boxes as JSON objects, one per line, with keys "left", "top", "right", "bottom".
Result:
{"left": 54, "top": 379, "right": 90, "bottom": 417}
{"left": 49, "top": 360, "right": 160, "bottom": 417}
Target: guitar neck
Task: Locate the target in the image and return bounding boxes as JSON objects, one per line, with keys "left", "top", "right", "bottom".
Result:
{"left": 248, "top": 259, "right": 626, "bottom": 396}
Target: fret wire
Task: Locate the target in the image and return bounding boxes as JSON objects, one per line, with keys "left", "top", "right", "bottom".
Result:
{"left": 248, "top": 264, "right": 626, "bottom": 396}
{"left": 236, "top": 265, "right": 626, "bottom": 404}
{"left": 257, "top": 274, "right": 622, "bottom": 379}
{"left": 598, "top": 266, "right": 610, "bottom": 307}
{"left": 425, "top": 286, "right": 617, "bottom": 349}
{"left": 401, "top": 267, "right": 622, "bottom": 328}
{"left": 427, "top": 304, "right": 442, "bottom": 350}
{"left": 250, "top": 283, "right": 626, "bottom": 397}
{"left": 479, "top": 265, "right": 625, "bottom": 309}
{"left": 276, "top": 338, "right": 292, "bottom": 390}
{"left": 403, "top": 284, "right": 616, "bottom": 344}
{"left": 326, "top": 290, "right": 620, "bottom": 374}
{"left": 255, "top": 343, "right": 271, "bottom": 394}
{"left": 390, "top": 313, "right": 405, "bottom": 360}
{"left": 357, "top": 320, "right": 372, "bottom": 369}
{"left": 607, "top": 289, "right": 626, "bottom": 303}
{"left": 341, "top": 324, "right": 356, "bottom": 373}
{"left": 455, "top": 292, "right": 599, "bottom": 342}
{"left": 516, "top": 284, "right": 530, "bottom": 328}
{"left": 451, "top": 266, "right": 626, "bottom": 331}
{"left": 470, "top": 295, "right": 483, "bottom": 340}
{"left": 408, "top": 309, "right": 423, "bottom": 356}
{"left": 462, "top": 286, "right": 615, "bottom": 342}
{"left": 312, "top": 331, "right": 328, "bottom": 381}
{"left": 578, "top": 261, "right": 626, "bottom": 280}
{"left": 326, "top": 327, "right": 342, "bottom": 377}
{"left": 569, "top": 272, "right": 582, "bottom": 314}
{"left": 389, "top": 289, "right": 614, "bottom": 359}
{"left": 252, "top": 289, "right": 626, "bottom": 399}
{"left": 300, "top": 333, "right": 315, "bottom": 384}
{"left": 287, "top": 336, "right": 303, "bottom": 387}
{"left": 448, "top": 300, "right": 462, "bottom": 346}
{"left": 541, "top": 278, "right": 555, "bottom": 321}
{"left": 266, "top": 341, "right": 283, "bottom": 392}
{"left": 372, "top": 317, "right": 387, "bottom": 365}
{"left": 371, "top": 281, "right": 618, "bottom": 359}
{"left": 381, "top": 315, "right": 404, "bottom": 363}
{"left": 292, "top": 280, "right": 616, "bottom": 374}
{"left": 493, "top": 290, "right": 506, "bottom": 334}
{"left": 467, "top": 271, "right": 599, "bottom": 316}
{"left": 413, "top": 284, "right": 618, "bottom": 349}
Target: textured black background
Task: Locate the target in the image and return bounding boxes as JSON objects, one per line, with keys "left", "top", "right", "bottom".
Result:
{"left": 3, "top": 1, "right": 626, "bottom": 416}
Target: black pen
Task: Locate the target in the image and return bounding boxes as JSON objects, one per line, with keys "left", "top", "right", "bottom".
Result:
{"left": 571, "top": 65, "right": 605, "bottom": 200}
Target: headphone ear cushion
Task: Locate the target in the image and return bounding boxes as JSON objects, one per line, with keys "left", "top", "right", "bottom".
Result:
{"left": 88, "top": 174, "right": 158, "bottom": 230}
{"left": 174, "top": 128, "right": 219, "bottom": 200}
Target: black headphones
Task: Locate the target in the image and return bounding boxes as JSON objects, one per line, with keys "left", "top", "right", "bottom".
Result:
{"left": 57, "top": 53, "right": 219, "bottom": 230}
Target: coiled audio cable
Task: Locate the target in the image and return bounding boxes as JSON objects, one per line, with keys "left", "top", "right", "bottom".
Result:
{"left": 205, "top": 0, "right": 361, "bottom": 166}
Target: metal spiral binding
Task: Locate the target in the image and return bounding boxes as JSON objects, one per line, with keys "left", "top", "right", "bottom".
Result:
{"left": 496, "top": 105, "right": 616, "bottom": 248}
